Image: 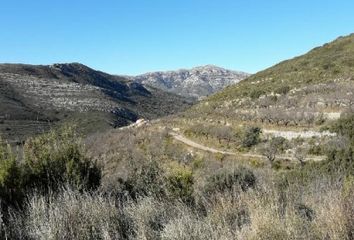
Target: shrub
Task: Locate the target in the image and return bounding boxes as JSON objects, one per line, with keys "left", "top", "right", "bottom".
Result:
{"left": 308, "top": 144, "right": 324, "bottom": 156}
{"left": 275, "top": 85, "right": 291, "bottom": 95}
{"left": 249, "top": 89, "right": 265, "bottom": 99}
{"left": 0, "top": 139, "right": 23, "bottom": 207}
{"left": 242, "top": 126, "right": 261, "bottom": 148}
{"left": 331, "top": 113, "right": 354, "bottom": 143}
{"left": 161, "top": 214, "right": 214, "bottom": 240}
{"left": 9, "top": 188, "right": 132, "bottom": 240}
{"left": 205, "top": 166, "right": 256, "bottom": 194}
{"left": 116, "top": 160, "right": 166, "bottom": 199}
{"left": 249, "top": 158, "right": 265, "bottom": 168}
{"left": 166, "top": 163, "right": 194, "bottom": 204}
{"left": 23, "top": 125, "right": 101, "bottom": 191}
{"left": 325, "top": 115, "right": 354, "bottom": 175}
{"left": 326, "top": 146, "right": 354, "bottom": 176}
{"left": 125, "top": 197, "right": 188, "bottom": 240}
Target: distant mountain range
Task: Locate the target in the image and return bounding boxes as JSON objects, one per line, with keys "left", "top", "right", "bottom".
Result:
{"left": 0, "top": 63, "right": 192, "bottom": 142}
{"left": 130, "top": 65, "right": 250, "bottom": 99}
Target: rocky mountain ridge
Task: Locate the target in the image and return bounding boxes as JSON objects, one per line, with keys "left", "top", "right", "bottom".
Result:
{"left": 131, "top": 65, "right": 250, "bottom": 99}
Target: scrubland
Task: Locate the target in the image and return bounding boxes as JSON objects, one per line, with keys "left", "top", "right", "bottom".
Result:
{"left": 0, "top": 113, "right": 353, "bottom": 240}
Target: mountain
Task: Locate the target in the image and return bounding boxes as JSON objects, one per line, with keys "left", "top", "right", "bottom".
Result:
{"left": 131, "top": 65, "right": 250, "bottom": 99}
{"left": 0, "top": 63, "right": 192, "bottom": 142}
{"left": 188, "top": 34, "right": 354, "bottom": 127}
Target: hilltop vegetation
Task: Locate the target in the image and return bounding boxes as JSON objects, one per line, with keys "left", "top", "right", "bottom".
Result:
{"left": 189, "top": 34, "right": 354, "bottom": 127}
{"left": 213, "top": 34, "right": 354, "bottom": 100}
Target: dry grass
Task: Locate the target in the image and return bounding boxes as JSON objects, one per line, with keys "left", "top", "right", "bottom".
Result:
{"left": 2, "top": 169, "right": 352, "bottom": 240}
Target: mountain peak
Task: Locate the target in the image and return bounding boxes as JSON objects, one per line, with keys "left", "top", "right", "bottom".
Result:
{"left": 192, "top": 64, "right": 226, "bottom": 70}
{"left": 51, "top": 62, "right": 94, "bottom": 72}
{"left": 132, "top": 65, "right": 250, "bottom": 99}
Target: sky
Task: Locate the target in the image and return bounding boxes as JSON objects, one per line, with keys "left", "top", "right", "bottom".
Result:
{"left": 0, "top": 0, "right": 353, "bottom": 75}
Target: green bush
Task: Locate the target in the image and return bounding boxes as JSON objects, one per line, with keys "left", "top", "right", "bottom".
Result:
{"left": 242, "top": 126, "right": 261, "bottom": 148}
{"left": 249, "top": 89, "right": 265, "bottom": 99}
{"left": 23, "top": 125, "right": 101, "bottom": 191}
{"left": 330, "top": 113, "right": 354, "bottom": 143}
{"left": 0, "top": 139, "right": 23, "bottom": 206}
{"left": 324, "top": 114, "right": 354, "bottom": 175}
{"left": 166, "top": 164, "right": 194, "bottom": 204}
{"left": 326, "top": 146, "right": 354, "bottom": 176}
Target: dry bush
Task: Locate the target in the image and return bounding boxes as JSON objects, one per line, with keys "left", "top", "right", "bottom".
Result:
{"left": 161, "top": 214, "right": 235, "bottom": 240}
{"left": 9, "top": 188, "right": 132, "bottom": 240}
{"left": 125, "top": 197, "right": 190, "bottom": 240}
{"left": 1, "top": 169, "right": 352, "bottom": 240}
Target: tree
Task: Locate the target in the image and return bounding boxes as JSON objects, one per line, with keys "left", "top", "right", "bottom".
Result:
{"left": 294, "top": 146, "right": 308, "bottom": 167}
{"left": 211, "top": 126, "right": 235, "bottom": 145}
{"left": 260, "top": 142, "right": 277, "bottom": 166}
{"left": 260, "top": 137, "right": 286, "bottom": 167}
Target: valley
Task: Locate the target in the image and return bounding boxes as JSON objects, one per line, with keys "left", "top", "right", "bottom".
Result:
{"left": 0, "top": 63, "right": 192, "bottom": 142}
{"left": 1, "top": 33, "right": 354, "bottom": 240}
{"left": 2, "top": 0, "right": 354, "bottom": 238}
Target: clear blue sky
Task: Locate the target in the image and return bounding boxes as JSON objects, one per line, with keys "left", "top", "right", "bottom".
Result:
{"left": 1, "top": 0, "right": 353, "bottom": 75}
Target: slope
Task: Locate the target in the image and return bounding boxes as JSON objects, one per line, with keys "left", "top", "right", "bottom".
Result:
{"left": 0, "top": 63, "right": 192, "bottom": 142}
{"left": 189, "top": 33, "right": 354, "bottom": 127}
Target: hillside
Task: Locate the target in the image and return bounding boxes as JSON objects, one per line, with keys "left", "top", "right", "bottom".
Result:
{"left": 189, "top": 34, "right": 354, "bottom": 127}
{"left": 0, "top": 63, "right": 192, "bottom": 142}
{"left": 131, "top": 65, "right": 250, "bottom": 99}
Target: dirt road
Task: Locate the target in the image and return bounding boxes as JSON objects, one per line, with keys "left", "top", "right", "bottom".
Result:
{"left": 169, "top": 131, "right": 325, "bottom": 162}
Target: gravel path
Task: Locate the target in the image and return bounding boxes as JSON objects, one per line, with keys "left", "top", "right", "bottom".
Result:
{"left": 169, "top": 131, "right": 325, "bottom": 162}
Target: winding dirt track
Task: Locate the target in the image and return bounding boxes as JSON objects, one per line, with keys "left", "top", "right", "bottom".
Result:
{"left": 169, "top": 131, "right": 325, "bottom": 162}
